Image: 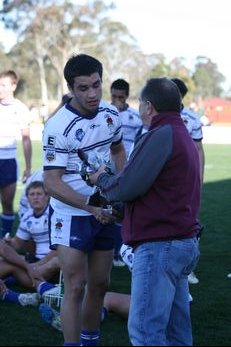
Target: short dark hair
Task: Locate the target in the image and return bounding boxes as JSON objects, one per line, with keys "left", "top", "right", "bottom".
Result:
{"left": 171, "top": 78, "right": 188, "bottom": 98}
{"left": 64, "top": 54, "right": 103, "bottom": 88}
{"left": 26, "top": 181, "right": 46, "bottom": 197}
{"left": 110, "top": 79, "right": 129, "bottom": 96}
{"left": 0, "top": 70, "right": 18, "bottom": 84}
{"left": 141, "top": 77, "right": 181, "bottom": 113}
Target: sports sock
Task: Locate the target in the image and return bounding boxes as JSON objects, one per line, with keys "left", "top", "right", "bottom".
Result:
{"left": 0, "top": 288, "right": 20, "bottom": 304}
{"left": 63, "top": 343, "right": 81, "bottom": 346}
{"left": 1, "top": 213, "right": 15, "bottom": 238}
{"left": 37, "top": 281, "right": 55, "bottom": 296}
{"left": 81, "top": 330, "right": 100, "bottom": 346}
{"left": 101, "top": 307, "right": 108, "bottom": 322}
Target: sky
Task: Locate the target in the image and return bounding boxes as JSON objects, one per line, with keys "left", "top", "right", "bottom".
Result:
{"left": 112, "top": 0, "right": 231, "bottom": 91}
{"left": 1, "top": 0, "right": 230, "bottom": 91}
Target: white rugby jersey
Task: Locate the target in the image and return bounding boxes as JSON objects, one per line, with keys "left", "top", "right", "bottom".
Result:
{"left": 130, "top": 107, "right": 203, "bottom": 155}
{"left": 0, "top": 98, "right": 31, "bottom": 159}
{"left": 43, "top": 100, "right": 123, "bottom": 216}
{"left": 16, "top": 205, "right": 50, "bottom": 259}
{"left": 119, "top": 106, "right": 142, "bottom": 156}
{"left": 180, "top": 107, "right": 203, "bottom": 141}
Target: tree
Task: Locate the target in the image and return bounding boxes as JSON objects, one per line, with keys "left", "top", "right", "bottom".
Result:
{"left": 1, "top": 0, "right": 141, "bottom": 103}
{"left": 192, "top": 56, "right": 225, "bottom": 99}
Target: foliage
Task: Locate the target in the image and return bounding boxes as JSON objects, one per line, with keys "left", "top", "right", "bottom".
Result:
{"left": 0, "top": 1, "right": 227, "bottom": 106}
{"left": 193, "top": 56, "right": 225, "bottom": 98}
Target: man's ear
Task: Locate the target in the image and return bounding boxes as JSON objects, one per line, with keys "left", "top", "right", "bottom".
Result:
{"left": 147, "top": 102, "right": 158, "bottom": 116}
{"left": 67, "top": 83, "right": 72, "bottom": 92}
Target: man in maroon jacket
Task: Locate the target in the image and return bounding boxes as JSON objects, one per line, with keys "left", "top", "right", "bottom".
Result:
{"left": 89, "top": 77, "right": 201, "bottom": 346}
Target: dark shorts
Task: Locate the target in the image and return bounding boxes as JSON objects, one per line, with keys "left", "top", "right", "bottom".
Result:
{"left": 0, "top": 159, "right": 17, "bottom": 187}
{"left": 49, "top": 206, "right": 116, "bottom": 253}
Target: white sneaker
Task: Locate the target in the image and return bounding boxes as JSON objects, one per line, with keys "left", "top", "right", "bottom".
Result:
{"left": 18, "top": 293, "right": 39, "bottom": 306}
{"left": 227, "top": 273, "right": 231, "bottom": 278}
{"left": 113, "top": 259, "right": 125, "bottom": 267}
{"left": 120, "top": 244, "right": 134, "bottom": 272}
{"left": 188, "top": 272, "right": 199, "bottom": 284}
{"left": 42, "top": 285, "right": 61, "bottom": 297}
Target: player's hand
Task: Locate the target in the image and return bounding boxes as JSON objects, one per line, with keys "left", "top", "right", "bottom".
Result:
{"left": 22, "top": 169, "right": 31, "bottom": 183}
{"left": 3, "top": 232, "right": 11, "bottom": 243}
{"left": 27, "top": 264, "right": 45, "bottom": 287}
{"left": 0, "top": 279, "right": 7, "bottom": 295}
{"left": 90, "top": 206, "right": 116, "bottom": 225}
{"left": 88, "top": 165, "right": 106, "bottom": 185}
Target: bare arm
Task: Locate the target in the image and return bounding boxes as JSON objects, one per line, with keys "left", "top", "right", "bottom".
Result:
{"left": 194, "top": 140, "right": 205, "bottom": 187}
{"left": 110, "top": 142, "right": 127, "bottom": 173}
{"left": 5, "top": 235, "right": 26, "bottom": 252}
{"left": 0, "top": 240, "right": 43, "bottom": 286}
{"left": 21, "top": 128, "right": 32, "bottom": 182}
{"left": 44, "top": 168, "right": 116, "bottom": 224}
{"left": 0, "top": 240, "right": 27, "bottom": 269}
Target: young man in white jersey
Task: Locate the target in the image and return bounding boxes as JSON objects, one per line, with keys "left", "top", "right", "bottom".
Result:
{"left": 6, "top": 181, "right": 51, "bottom": 260}
{"left": 110, "top": 79, "right": 142, "bottom": 267}
{"left": 42, "top": 53, "right": 127, "bottom": 346}
{"left": 1, "top": 181, "right": 60, "bottom": 299}
{"left": 110, "top": 79, "right": 142, "bottom": 157}
{"left": 0, "top": 70, "right": 32, "bottom": 238}
{"left": 171, "top": 78, "right": 205, "bottom": 185}
{"left": 3, "top": 180, "right": 60, "bottom": 273}
{"left": 172, "top": 78, "right": 205, "bottom": 285}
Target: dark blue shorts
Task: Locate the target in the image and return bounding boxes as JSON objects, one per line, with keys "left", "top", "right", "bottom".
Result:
{"left": 49, "top": 206, "right": 116, "bottom": 253}
{"left": 0, "top": 159, "right": 17, "bottom": 187}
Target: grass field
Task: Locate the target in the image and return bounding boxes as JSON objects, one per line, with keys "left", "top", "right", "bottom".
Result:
{"left": 0, "top": 142, "right": 231, "bottom": 346}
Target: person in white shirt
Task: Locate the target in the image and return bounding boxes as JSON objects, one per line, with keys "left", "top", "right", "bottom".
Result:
{"left": 43, "top": 54, "right": 126, "bottom": 346}
{"left": 110, "top": 79, "right": 141, "bottom": 266}
{"left": 0, "top": 70, "right": 32, "bottom": 238}
{"left": 172, "top": 78, "right": 204, "bottom": 285}
{"left": 110, "top": 78, "right": 142, "bottom": 157}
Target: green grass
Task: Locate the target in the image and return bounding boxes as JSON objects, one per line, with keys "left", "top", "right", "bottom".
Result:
{"left": 0, "top": 142, "right": 231, "bottom": 346}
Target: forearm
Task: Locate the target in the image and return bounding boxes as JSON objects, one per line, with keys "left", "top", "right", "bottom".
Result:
{"left": 44, "top": 174, "right": 94, "bottom": 213}
{"left": 198, "top": 147, "right": 205, "bottom": 186}
{"left": 2, "top": 243, "right": 28, "bottom": 271}
{"left": 110, "top": 142, "right": 127, "bottom": 173}
{"left": 22, "top": 136, "right": 32, "bottom": 171}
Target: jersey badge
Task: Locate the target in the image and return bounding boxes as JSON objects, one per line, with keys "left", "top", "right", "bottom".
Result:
{"left": 26, "top": 221, "right": 32, "bottom": 229}
{"left": 75, "top": 129, "right": 85, "bottom": 142}
{"left": 46, "top": 149, "right": 56, "bottom": 162}
{"left": 105, "top": 115, "right": 114, "bottom": 134}
{"left": 46, "top": 135, "right": 56, "bottom": 161}
{"left": 55, "top": 219, "right": 63, "bottom": 232}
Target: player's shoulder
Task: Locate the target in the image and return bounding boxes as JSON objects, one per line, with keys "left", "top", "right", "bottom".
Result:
{"left": 181, "top": 107, "right": 200, "bottom": 120}
{"left": 20, "top": 207, "right": 34, "bottom": 222}
{"left": 127, "top": 105, "right": 139, "bottom": 116}
{"left": 98, "top": 100, "right": 119, "bottom": 117}
{"left": 44, "top": 105, "right": 71, "bottom": 129}
{"left": 14, "top": 98, "right": 29, "bottom": 110}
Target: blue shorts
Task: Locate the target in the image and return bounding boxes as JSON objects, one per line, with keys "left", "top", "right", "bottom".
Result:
{"left": 0, "top": 159, "right": 18, "bottom": 187}
{"left": 49, "top": 206, "right": 116, "bottom": 253}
